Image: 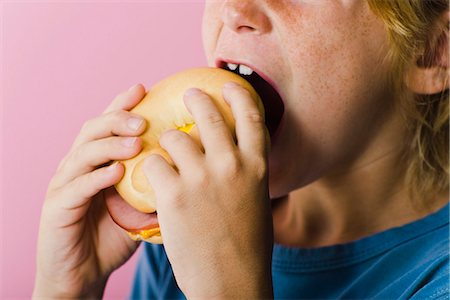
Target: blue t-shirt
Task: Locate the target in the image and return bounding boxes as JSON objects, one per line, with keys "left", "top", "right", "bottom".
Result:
{"left": 129, "top": 203, "right": 449, "bottom": 299}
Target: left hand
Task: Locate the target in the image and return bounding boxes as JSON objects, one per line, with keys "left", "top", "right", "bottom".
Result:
{"left": 143, "top": 82, "right": 274, "bottom": 299}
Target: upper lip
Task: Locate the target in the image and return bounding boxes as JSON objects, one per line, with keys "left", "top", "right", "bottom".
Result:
{"left": 215, "top": 58, "right": 282, "bottom": 99}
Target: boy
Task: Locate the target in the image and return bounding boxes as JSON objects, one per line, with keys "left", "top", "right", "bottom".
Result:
{"left": 34, "top": 1, "right": 448, "bottom": 298}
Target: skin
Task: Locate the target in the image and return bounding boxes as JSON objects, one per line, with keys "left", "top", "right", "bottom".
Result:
{"left": 201, "top": 0, "right": 449, "bottom": 248}
{"left": 143, "top": 85, "right": 274, "bottom": 298}
{"left": 34, "top": 0, "right": 449, "bottom": 298}
{"left": 33, "top": 85, "right": 147, "bottom": 298}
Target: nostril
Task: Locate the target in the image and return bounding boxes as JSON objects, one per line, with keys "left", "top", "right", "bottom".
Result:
{"left": 222, "top": 1, "right": 271, "bottom": 34}
{"left": 237, "top": 25, "right": 257, "bottom": 33}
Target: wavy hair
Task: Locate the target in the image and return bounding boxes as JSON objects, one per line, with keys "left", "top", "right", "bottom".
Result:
{"left": 367, "top": 0, "right": 449, "bottom": 206}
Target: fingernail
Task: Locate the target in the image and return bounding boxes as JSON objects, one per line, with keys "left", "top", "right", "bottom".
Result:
{"left": 107, "top": 162, "right": 119, "bottom": 171}
{"left": 128, "top": 83, "right": 139, "bottom": 91}
{"left": 127, "top": 117, "right": 144, "bottom": 131}
{"left": 184, "top": 88, "right": 202, "bottom": 96}
{"left": 224, "top": 81, "right": 239, "bottom": 89}
{"left": 122, "top": 137, "right": 137, "bottom": 147}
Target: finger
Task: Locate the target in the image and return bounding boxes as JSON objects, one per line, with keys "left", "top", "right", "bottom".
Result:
{"left": 52, "top": 136, "right": 142, "bottom": 190}
{"left": 72, "top": 110, "right": 146, "bottom": 149}
{"left": 142, "top": 153, "right": 179, "bottom": 200}
{"left": 51, "top": 162, "right": 124, "bottom": 212}
{"left": 222, "top": 82, "right": 269, "bottom": 158}
{"left": 183, "top": 88, "right": 236, "bottom": 156}
{"left": 159, "top": 129, "right": 204, "bottom": 176}
{"left": 103, "top": 83, "right": 146, "bottom": 114}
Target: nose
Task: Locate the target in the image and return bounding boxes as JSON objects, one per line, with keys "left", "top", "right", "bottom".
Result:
{"left": 221, "top": 0, "right": 271, "bottom": 34}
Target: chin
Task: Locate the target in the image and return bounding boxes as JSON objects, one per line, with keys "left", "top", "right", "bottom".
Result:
{"left": 268, "top": 167, "right": 292, "bottom": 199}
{"left": 267, "top": 158, "right": 322, "bottom": 199}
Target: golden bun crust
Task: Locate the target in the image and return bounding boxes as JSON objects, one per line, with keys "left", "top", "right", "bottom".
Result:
{"left": 114, "top": 67, "right": 262, "bottom": 215}
{"left": 127, "top": 231, "right": 163, "bottom": 244}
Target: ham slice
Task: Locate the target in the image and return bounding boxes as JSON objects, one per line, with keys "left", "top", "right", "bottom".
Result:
{"left": 104, "top": 187, "right": 159, "bottom": 232}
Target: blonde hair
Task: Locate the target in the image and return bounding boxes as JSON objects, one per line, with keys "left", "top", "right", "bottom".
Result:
{"left": 367, "top": 0, "right": 449, "bottom": 205}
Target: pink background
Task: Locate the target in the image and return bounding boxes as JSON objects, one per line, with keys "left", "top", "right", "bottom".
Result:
{"left": 1, "top": 1, "right": 205, "bottom": 298}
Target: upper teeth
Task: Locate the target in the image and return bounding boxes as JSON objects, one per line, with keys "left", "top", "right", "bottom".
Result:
{"left": 226, "top": 63, "right": 254, "bottom": 76}
{"left": 227, "top": 63, "right": 238, "bottom": 71}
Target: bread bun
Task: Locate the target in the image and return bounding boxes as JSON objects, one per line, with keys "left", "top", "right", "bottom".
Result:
{"left": 127, "top": 231, "right": 163, "bottom": 244}
{"left": 113, "top": 67, "right": 262, "bottom": 242}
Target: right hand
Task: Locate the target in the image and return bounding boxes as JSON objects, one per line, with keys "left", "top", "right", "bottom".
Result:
{"left": 33, "top": 84, "right": 147, "bottom": 299}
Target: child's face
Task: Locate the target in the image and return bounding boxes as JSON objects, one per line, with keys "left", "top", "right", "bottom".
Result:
{"left": 202, "top": 0, "right": 394, "bottom": 198}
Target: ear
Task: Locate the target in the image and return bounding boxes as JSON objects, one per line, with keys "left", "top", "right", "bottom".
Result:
{"left": 405, "top": 10, "right": 449, "bottom": 95}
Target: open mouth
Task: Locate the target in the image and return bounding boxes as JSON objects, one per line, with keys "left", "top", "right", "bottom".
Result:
{"left": 219, "top": 62, "right": 285, "bottom": 138}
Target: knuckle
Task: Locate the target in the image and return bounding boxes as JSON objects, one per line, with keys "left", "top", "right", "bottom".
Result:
{"left": 243, "top": 110, "right": 264, "bottom": 124}
{"left": 70, "top": 175, "right": 85, "bottom": 195}
{"left": 77, "top": 172, "right": 97, "bottom": 196}
{"left": 71, "top": 173, "right": 85, "bottom": 192}
{"left": 56, "top": 154, "right": 69, "bottom": 172}
{"left": 71, "top": 145, "right": 85, "bottom": 161}
{"left": 118, "top": 137, "right": 142, "bottom": 155}
{"left": 160, "top": 129, "right": 185, "bottom": 145}
{"left": 108, "top": 109, "right": 125, "bottom": 123}
{"left": 232, "top": 86, "right": 254, "bottom": 101}
{"left": 252, "top": 157, "right": 268, "bottom": 180}
{"left": 113, "top": 90, "right": 127, "bottom": 104}
{"left": 52, "top": 154, "right": 75, "bottom": 187}
{"left": 46, "top": 176, "right": 61, "bottom": 195}
{"left": 204, "top": 112, "right": 224, "bottom": 126}
{"left": 237, "top": 86, "right": 252, "bottom": 97}
{"left": 220, "top": 152, "right": 242, "bottom": 180}
{"left": 164, "top": 186, "right": 187, "bottom": 210}
{"left": 81, "top": 119, "right": 93, "bottom": 132}
{"left": 45, "top": 186, "right": 57, "bottom": 202}
{"left": 191, "top": 169, "right": 209, "bottom": 187}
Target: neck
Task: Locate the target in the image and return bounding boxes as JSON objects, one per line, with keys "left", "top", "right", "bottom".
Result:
{"left": 272, "top": 116, "right": 448, "bottom": 248}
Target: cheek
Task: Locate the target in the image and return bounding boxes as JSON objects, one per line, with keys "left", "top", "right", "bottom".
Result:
{"left": 269, "top": 13, "right": 391, "bottom": 195}
{"left": 284, "top": 0, "right": 390, "bottom": 99}
{"left": 287, "top": 6, "right": 391, "bottom": 139}
{"left": 201, "top": 1, "right": 222, "bottom": 66}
